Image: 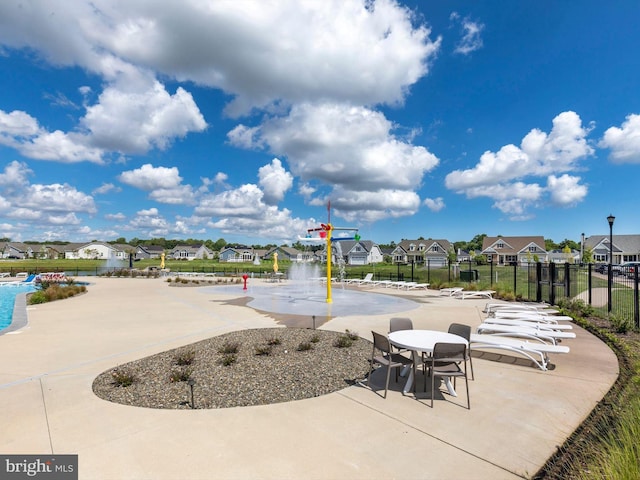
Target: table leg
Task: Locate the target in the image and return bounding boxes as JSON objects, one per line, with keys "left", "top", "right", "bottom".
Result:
{"left": 443, "top": 377, "right": 457, "bottom": 397}
{"left": 402, "top": 368, "right": 414, "bottom": 394}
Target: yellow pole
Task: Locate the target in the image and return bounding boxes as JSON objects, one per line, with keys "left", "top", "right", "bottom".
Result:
{"left": 326, "top": 225, "right": 332, "bottom": 303}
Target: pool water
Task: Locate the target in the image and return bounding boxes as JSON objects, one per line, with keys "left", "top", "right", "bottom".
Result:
{"left": 0, "top": 284, "right": 36, "bottom": 332}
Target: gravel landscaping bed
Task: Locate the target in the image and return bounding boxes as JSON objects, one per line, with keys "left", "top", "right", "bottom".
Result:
{"left": 93, "top": 328, "right": 371, "bottom": 409}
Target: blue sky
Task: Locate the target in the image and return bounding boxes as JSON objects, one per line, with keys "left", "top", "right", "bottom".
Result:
{"left": 0, "top": 1, "right": 638, "bottom": 246}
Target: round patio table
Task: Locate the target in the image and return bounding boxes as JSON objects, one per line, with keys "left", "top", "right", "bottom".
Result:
{"left": 388, "top": 329, "right": 468, "bottom": 396}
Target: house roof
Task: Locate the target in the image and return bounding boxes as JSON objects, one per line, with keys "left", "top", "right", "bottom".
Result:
{"left": 585, "top": 234, "right": 640, "bottom": 254}
{"left": 137, "top": 245, "right": 165, "bottom": 253}
{"left": 482, "top": 236, "right": 546, "bottom": 255}
{"left": 393, "top": 239, "right": 451, "bottom": 254}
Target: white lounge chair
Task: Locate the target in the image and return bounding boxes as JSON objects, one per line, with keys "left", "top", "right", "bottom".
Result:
{"left": 440, "top": 287, "right": 464, "bottom": 296}
{"left": 404, "top": 282, "right": 429, "bottom": 290}
{"left": 476, "top": 323, "right": 576, "bottom": 344}
{"left": 484, "top": 303, "right": 559, "bottom": 315}
{"left": 355, "top": 273, "right": 376, "bottom": 286}
{"left": 454, "top": 290, "right": 496, "bottom": 300}
{"left": 493, "top": 311, "right": 574, "bottom": 322}
{"left": 344, "top": 273, "right": 373, "bottom": 285}
{"left": 469, "top": 333, "right": 570, "bottom": 371}
{"left": 482, "top": 317, "right": 573, "bottom": 330}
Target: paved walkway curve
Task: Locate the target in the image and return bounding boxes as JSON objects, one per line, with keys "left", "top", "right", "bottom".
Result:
{"left": 0, "top": 277, "right": 618, "bottom": 479}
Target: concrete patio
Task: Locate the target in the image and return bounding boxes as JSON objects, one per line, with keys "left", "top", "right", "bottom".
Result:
{"left": 0, "top": 277, "right": 618, "bottom": 479}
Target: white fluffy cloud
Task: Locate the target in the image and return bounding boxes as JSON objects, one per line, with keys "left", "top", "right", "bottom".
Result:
{"left": 451, "top": 13, "right": 484, "bottom": 55}
{"left": 0, "top": 109, "right": 104, "bottom": 163}
{"left": 229, "top": 102, "right": 439, "bottom": 222}
{"left": 423, "top": 197, "right": 445, "bottom": 212}
{"left": 118, "top": 164, "right": 196, "bottom": 205}
{"left": 0, "top": 161, "right": 97, "bottom": 231}
{"left": 445, "top": 111, "right": 592, "bottom": 218}
{"left": 258, "top": 159, "right": 293, "bottom": 205}
{"left": 599, "top": 114, "right": 640, "bottom": 163}
{"left": 81, "top": 76, "right": 207, "bottom": 154}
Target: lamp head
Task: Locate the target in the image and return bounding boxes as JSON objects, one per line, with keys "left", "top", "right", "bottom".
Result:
{"left": 607, "top": 214, "right": 615, "bottom": 227}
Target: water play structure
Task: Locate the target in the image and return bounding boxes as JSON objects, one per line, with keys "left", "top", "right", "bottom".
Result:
{"left": 298, "top": 222, "right": 360, "bottom": 304}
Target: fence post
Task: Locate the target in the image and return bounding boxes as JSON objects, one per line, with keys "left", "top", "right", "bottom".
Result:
{"left": 564, "top": 262, "right": 571, "bottom": 299}
{"left": 635, "top": 269, "right": 639, "bottom": 329}
{"left": 587, "top": 263, "right": 592, "bottom": 305}
{"left": 536, "top": 262, "right": 543, "bottom": 303}
{"left": 549, "top": 262, "right": 556, "bottom": 306}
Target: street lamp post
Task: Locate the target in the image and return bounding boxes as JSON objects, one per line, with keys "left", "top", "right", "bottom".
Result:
{"left": 607, "top": 214, "right": 615, "bottom": 313}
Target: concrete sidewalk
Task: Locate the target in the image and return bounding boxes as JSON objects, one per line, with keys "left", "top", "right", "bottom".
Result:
{"left": 0, "top": 277, "right": 618, "bottom": 480}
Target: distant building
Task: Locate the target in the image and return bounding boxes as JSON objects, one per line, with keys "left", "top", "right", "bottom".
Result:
{"left": 481, "top": 236, "right": 547, "bottom": 265}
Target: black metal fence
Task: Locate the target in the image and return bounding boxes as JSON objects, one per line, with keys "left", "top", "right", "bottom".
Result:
{"left": 451, "top": 261, "right": 640, "bottom": 328}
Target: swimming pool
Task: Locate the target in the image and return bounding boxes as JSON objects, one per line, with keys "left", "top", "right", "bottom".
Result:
{"left": 0, "top": 284, "right": 36, "bottom": 332}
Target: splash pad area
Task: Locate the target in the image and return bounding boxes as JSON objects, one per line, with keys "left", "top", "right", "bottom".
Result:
{"left": 203, "top": 263, "right": 419, "bottom": 318}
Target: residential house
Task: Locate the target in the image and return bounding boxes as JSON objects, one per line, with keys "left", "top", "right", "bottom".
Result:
{"left": 548, "top": 249, "right": 581, "bottom": 263}
{"left": 481, "top": 236, "right": 548, "bottom": 265}
{"left": 334, "top": 240, "right": 383, "bottom": 265}
{"left": 456, "top": 249, "right": 472, "bottom": 263}
{"left": 391, "top": 239, "right": 452, "bottom": 267}
{"left": 316, "top": 239, "right": 383, "bottom": 265}
{"left": 170, "top": 244, "right": 214, "bottom": 261}
{"left": 62, "top": 243, "right": 86, "bottom": 259}
{"left": 218, "top": 245, "right": 255, "bottom": 263}
{"left": 135, "top": 245, "right": 165, "bottom": 260}
{"left": 66, "top": 242, "right": 132, "bottom": 260}
{"left": 584, "top": 234, "right": 640, "bottom": 265}
{"left": 0, "top": 242, "right": 34, "bottom": 259}
{"left": 264, "top": 246, "right": 313, "bottom": 263}
{"left": 32, "top": 244, "right": 66, "bottom": 259}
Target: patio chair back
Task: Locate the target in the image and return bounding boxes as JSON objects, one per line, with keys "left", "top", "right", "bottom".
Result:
{"left": 448, "top": 323, "right": 474, "bottom": 380}
{"left": 430, "top": 342, "right": 470, "bottom": 409}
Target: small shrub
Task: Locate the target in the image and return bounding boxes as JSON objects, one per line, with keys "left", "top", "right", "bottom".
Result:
{"left": 345, "top": 329, "right": 359, "bottom": 341}
{"left": 220, "top": 353, "right": 237, "bottom": 366}
{"left": 558, "top": 298, "right": 594, "bottom": 318}
{"left": 609, "top": 314, "right": 633, "bottom": 334}
{"left": 333, "top": 335, "right": 353, "bottom": 348}
{"left": 267, "top": 337, "right": 281, "bottom": 346}
{"left": 111, "top": 369, "right": 136, "bottom": 387}
{"left": 169, "top": 367, "right": 193, "bottom": 383}
{"left": 28, "top": 291, "right": 48, "bottom": 305}
{"left": 255, "top": 345, "right": 272, "bottom": 356}
{"left": 174, "top": 349, "right": 196, "bottom": 366}
{"left": 297, "top": 341, "right": 313, "bottom": 351}
{"left": 310, "top": 333, "right": 320, "bottom": 343}
{"left": 218, "top": 341, "right": 240, "bottom": 355}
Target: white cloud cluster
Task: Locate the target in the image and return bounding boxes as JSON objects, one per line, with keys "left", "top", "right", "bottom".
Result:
{"left": 229, "top": 102, "right": 440, "bottom": 222}
{"left": 0, "top": 0, "right": 442, "bottom": 241}
{"left": 599, "top": 114, "right": 640, "bottom": 163}
{"left": 0, "top": 161, "right": 97, "bottom": 238}
{"left": 118, "top": 164, "right": 196, "bottom": 205}
{"left": 0, "top": 110, "right": 103, "bottom": 163}
{"left": 445, "top": 111, "right": 592, "bottom": 218}
{"left": 450, "top": 13, "right": 484, "bottom": 55}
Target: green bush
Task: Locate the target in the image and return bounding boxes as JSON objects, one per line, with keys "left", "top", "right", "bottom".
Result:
{"left": 609, "top": 314, "right": 634, "bottom": 334}
{"left": 174, "top": 350, "right": 196, "bottom": 366}
{"left": 254, "top": 345, "right": 272, "bottom": 356}
{"left": 333, "top": 335, "right": 354, "bottom": 348}
{"left": 111, "top": 369, "right": 136, "bottom": 387}
{"left": 297, "top": 341, "right": 313, "bottom": 351}
{"left": 220, "top": 354, "right": 237, "bottom": 366}
{"left": 218, "top": 341, "right": 239, "bottom": 355}
{"left": 169, "top": 367, "right": 193, "bottom": 383}
{"left": 28, "top": 290, "right": 48, "bottom": 304}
